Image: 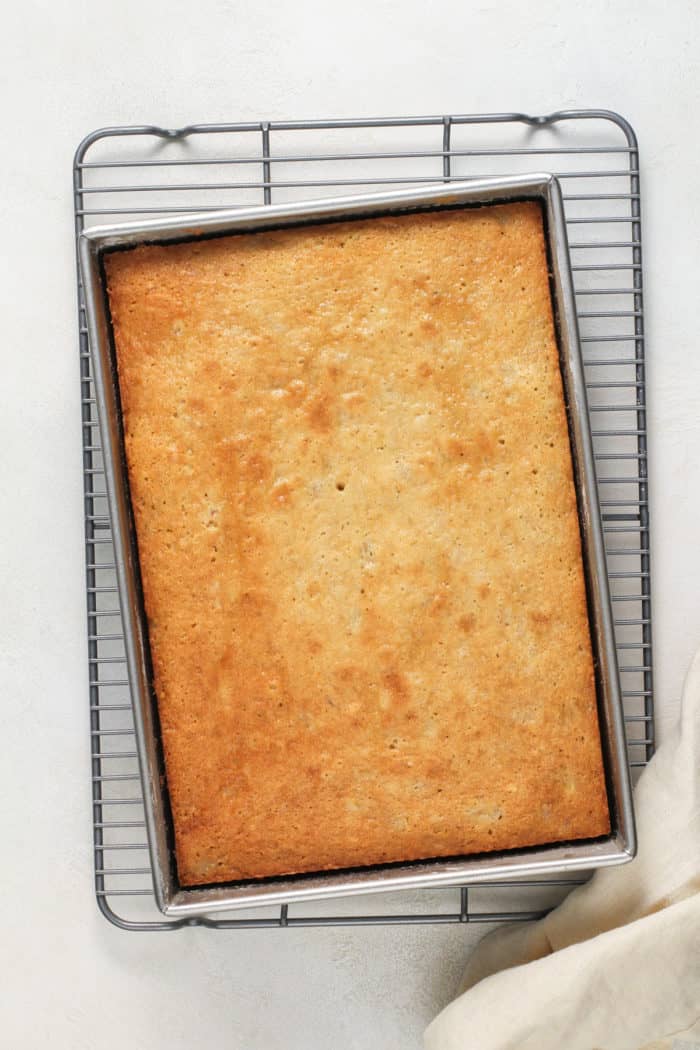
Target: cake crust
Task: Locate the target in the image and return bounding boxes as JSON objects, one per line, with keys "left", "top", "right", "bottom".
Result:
{"left": 105, "top": 202, "right": 610, "bottom": 886}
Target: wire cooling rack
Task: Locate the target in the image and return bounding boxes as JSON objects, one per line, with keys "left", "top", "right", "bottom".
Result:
{"left": 74, "top": 108, "right": 652, "bottom": 931}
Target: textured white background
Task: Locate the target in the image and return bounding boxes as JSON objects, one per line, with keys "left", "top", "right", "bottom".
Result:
{"left": 2, "top": 2, "right": 700, "bottom": 1047}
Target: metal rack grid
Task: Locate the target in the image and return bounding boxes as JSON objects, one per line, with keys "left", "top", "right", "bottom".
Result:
{"left": 74, "top": 108, "right": 652, "bottom": 931}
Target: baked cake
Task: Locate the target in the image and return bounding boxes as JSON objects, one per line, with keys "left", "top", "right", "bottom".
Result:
{"left": 104, "top": 201, "right": 610, "bottom": 886}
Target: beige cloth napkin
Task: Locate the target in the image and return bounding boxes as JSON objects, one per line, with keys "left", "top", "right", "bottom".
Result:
{"left": 425, "top": 647, "right": 700, "bottom": 1050}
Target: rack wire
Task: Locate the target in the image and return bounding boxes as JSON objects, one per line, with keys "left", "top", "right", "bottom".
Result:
{"left": 74, "top": 108, "right": 652, "bottom": 931}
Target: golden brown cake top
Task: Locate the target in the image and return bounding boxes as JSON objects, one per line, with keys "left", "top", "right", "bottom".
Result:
{"left": 105, "top": 201, "right": 610, "bottom": 886}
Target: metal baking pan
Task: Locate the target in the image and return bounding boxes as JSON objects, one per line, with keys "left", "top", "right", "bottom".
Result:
{"left": 80, "top": 174, "right": 636, "bottom": 918}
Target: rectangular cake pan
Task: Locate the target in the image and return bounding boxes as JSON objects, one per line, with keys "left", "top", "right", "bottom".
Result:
{"left": 80, "top": 174, "right": 636, "bottom": 918}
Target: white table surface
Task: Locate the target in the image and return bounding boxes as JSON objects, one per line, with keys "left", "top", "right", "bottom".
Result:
{"left": 2, "top": 2, "right": 700, "bottom": 1046}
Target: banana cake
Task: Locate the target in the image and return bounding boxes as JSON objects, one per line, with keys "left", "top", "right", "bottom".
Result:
{"left": 104, "top": 201, "right": 610, "bottom": 886}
